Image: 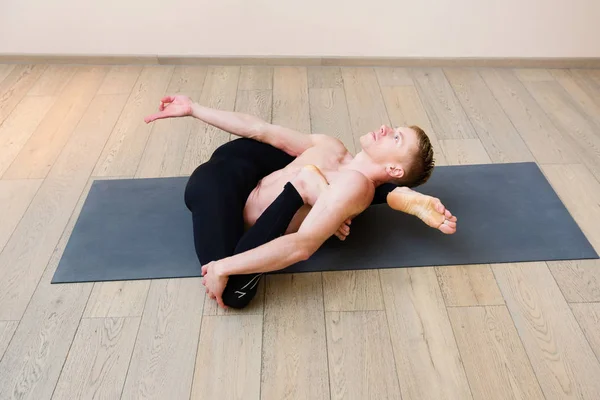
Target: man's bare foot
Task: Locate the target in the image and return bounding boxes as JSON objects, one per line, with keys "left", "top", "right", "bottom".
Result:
{"left": 387, "top": 187, "right": 458, "bottom": 234}
{"left": 291, "top": 165, "right": 329, "bottom": 206}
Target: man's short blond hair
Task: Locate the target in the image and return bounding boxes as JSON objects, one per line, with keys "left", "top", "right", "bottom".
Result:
{"left": 401, "top": 125, "right": 435, "bottom": 187}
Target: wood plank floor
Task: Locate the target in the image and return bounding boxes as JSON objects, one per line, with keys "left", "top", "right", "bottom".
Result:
{"left": 0, "top": 64, "right": 599, "bottom": 400}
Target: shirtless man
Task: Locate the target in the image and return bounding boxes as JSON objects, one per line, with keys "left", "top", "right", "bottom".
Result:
{"left": 144, "top": 95, "right": 457, "bottom": 309}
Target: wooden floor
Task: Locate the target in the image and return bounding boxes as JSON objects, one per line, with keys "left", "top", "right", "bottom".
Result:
{"left": 0, "top": 64, "right": 600, "bottom": 400}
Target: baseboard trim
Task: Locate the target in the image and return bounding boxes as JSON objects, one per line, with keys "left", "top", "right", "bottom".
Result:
{"left": 1, "top": 54, "right": 599, "bottom": 68}
{"left": 0, "top": 54, "right": 160, "bottom": 65}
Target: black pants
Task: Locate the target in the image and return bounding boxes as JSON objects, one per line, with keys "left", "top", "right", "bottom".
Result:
{"left": 184, "top": 138, "right": 396, "bottom": 308}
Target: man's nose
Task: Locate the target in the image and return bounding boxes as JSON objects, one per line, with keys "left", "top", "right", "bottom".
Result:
{"left": 380, "top": 125, "right": 390, "bottom": 136}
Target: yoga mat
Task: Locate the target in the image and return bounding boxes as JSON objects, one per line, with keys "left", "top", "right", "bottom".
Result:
{"left": 52, "top": 162, "right": 598, "bottom": 283}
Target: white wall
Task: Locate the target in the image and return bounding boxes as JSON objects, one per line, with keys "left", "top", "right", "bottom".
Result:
{"left": 1, "top": 0, "right": 599, "bottom": 58}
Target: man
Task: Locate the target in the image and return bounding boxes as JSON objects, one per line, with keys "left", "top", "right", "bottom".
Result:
{"left": 145, "top": 95, "right": 457, "bottom": 309}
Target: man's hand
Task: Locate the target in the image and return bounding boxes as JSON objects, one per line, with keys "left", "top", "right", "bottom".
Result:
{"left": 144, "top": 95, "right": 194, "bottom": 123}
{"left": 201, "top": 261, "right": 229, "bottom": 309}
{"left": 335, "top": 218, "right": 351, "bottom": 241}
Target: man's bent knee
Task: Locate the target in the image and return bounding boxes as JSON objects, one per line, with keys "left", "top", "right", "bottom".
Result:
{"left": 222, "top": 292, "right": 253, "bottom": 309}
{"left": 222, "top": 274, "right": 263, "bottom": 309}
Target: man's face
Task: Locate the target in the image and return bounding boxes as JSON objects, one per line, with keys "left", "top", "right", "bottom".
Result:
{"left": 359, "top": 125, "right": 419, "bottom": 178}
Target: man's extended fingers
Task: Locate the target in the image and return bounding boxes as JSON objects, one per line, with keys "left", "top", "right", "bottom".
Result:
{"left": 144, "top": 111, "right": 167, "bottom": 124}
{"left": 158, "top": 96, "right": 177, "bottom": 112}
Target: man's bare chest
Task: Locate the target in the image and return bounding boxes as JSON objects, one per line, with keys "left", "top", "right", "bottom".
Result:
{"left": 293, "top": 145, "right": 349, "bottom": 170}
{"left": 243, "top": 146, "right": 351, "bottom": 226}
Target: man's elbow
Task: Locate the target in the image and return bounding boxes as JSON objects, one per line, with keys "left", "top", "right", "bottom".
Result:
{"left": 249, "top": 122, "right": 284, "bottom": 151}
{"left": 294, "top": 236, "right": 320, "bottom": 262}
{"left": 295, "top": 247, "right": 312, "bottom": 262}
{"left": 247, "top": 121, "right": 268, "bottom": 141}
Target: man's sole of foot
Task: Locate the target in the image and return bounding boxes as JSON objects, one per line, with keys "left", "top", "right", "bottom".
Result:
{"left": 388, "top": 187, "right": 458, "bottom": 234}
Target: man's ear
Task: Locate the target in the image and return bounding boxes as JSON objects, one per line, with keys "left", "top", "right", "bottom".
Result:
{"left": 386, "top": 164, "right": 404, "bottom": 179}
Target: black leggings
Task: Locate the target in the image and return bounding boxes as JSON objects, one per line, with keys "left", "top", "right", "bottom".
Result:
{"left": 184, "top": 138, "right": 396, "bottom": 308}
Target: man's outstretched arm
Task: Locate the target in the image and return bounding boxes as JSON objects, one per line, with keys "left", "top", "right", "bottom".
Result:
{"left": 145, "top": 95, "right": 324, "bottom": 156}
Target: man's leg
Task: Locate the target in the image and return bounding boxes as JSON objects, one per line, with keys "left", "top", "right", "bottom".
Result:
{"left": 185, "top": 138, "right": 296, "bottom": 265}
{"left": 212, "top": 137, "right": 296, "bottom": 178}
{"left": 185, "top": 161, "right": 249, "bottom": 264}
{"left": 221, "top": 166, "right": 327, "bottom": 309}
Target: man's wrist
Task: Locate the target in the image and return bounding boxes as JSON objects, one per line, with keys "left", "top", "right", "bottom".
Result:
{"left": 190, "top": 102, "right": 203, "bottom": 119}
{"left": 214, "top": 260, "right": 229, "bottom": 278}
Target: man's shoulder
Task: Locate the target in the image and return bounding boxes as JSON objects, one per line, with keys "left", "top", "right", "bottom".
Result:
{"left": 330, "top": 170, "right": 375, "bottom": 207}
{"left": 336, "top": 170, "right": 373, "bottom": 190}
{"left": 311, "top": 134, "right": 348, "bottom": 152}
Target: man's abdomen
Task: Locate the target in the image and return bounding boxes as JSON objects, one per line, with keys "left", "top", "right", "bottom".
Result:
{"left": 243, "top": 165, "right": 307, "bottom": 231}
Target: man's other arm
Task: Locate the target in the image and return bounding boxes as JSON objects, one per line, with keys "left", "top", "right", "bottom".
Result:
{"left": 214, "top": 172, "right": 374, "bottom": 277}
{"left": 145, "top": 95, "right": 331, "bottom": 156}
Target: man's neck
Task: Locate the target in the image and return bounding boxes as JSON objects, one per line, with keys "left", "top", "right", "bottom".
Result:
{"left": 340, "top": 151, "right": 388, "bottom": 187}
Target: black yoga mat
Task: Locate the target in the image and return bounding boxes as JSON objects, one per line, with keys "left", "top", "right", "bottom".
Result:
{"left": 52, "top": 162, "right": 598, "bottom": 283}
